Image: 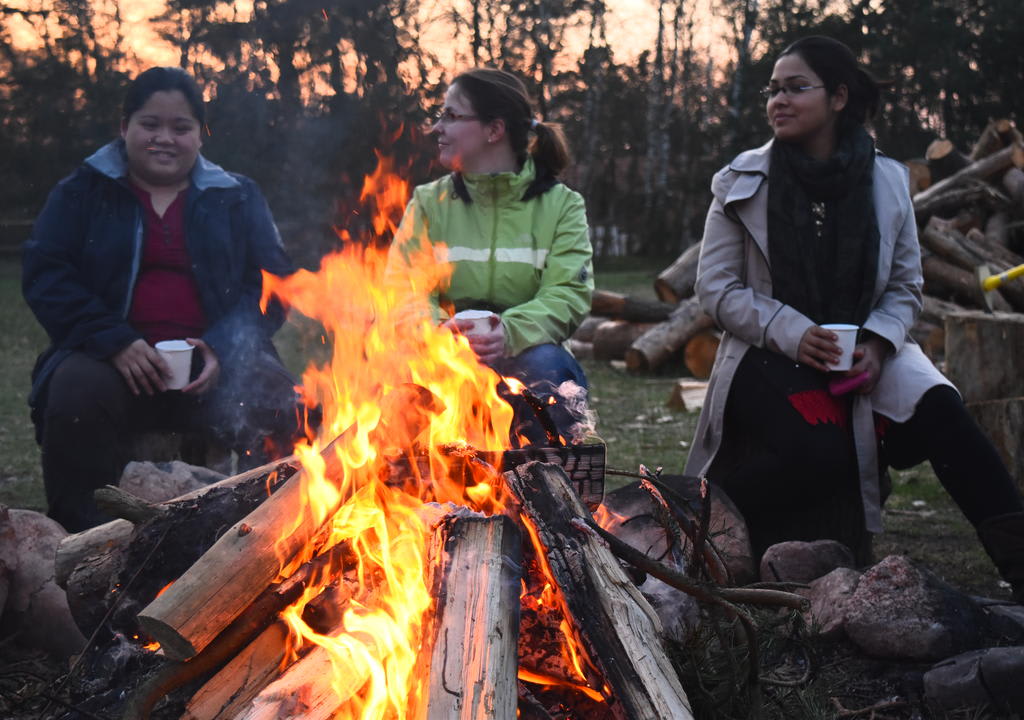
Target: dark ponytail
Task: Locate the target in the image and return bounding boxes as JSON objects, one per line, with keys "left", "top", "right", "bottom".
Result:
{"left": 779, "top": 36, "right": 885, "bottom": 135}
{"left": 450, "top": 68, "right": 573, "bottom": 202}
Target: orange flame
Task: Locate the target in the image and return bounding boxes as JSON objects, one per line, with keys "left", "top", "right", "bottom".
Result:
{"left": 257, "top": 154, "right": 518, "bottom": 718}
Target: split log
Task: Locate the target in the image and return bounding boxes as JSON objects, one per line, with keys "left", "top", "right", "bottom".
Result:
{"left": 182, "top": 622, "right": 290, "bottom": 720}
{"left": 683, "top": 328, "right": 720, "bottom": 380}
{"left": 970, "top": 119, "right": 1023, "bottom": 162}
{"left": 654, "top": 242, "right": 702, "bottom": 304}
{"left": 925, "top": 138, "right": 970, "bottom": 183}
{"left": 571, "top": 315, "right": 605, "bottom": 343}
{"left": 903, "top": 158, "right": 931, "bottom": 196}
{"left": 965, "top": 397, "right": 1024, "bottom": 495}
{"left": 415, "top": 513, "right": 522, "bottom": 720}
{"left": 593, "top": 319, "right": 658, "bottom": 361}
{"left": 505, "top": 461, "right": 695, "bottom": 719}
{"left": 920, "top": 295, "right": 965, "bottom": 326}
{"left": 921, "top": 254, "right": 1011, "bottom": 311}
{"left": 667, "top": 380, "right": 709, "bottom": 412}
{"left": 625, "top": 298, "right": 714, "bottom": 373}
{"left": 944, "top": 311, "right": 1024, "bottom": 403}
{"left": 913, "top": 143, "right": 1024, "bottom": 216}
{"left": 590, "top": 289, "right": 675, "bottom": 323}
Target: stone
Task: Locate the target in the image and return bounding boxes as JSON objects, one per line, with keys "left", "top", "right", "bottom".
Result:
{"left": 971, "top": 596, "right": 1024, "bottom": 643}
{"left": 0, "top": 505, "right": 86, "bottom": 658}
{"left": 924, "top": 647, "right": 1024, "bottom": 714}
{"left": 799, "top": 567, "right": 862, "bottom": 640}
{"left": 119, "top": 460, "right": 226, "bottom": 503}
{"left": 760, "top": 539, "right": 856, "bottom": 584}
{"left": 844, "top": 555, "right": 987, "bottom": 661}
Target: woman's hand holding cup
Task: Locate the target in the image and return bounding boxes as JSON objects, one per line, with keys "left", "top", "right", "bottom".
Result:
{"left": 447, "top": 310, "right": 505, "bottom": 365}
{"left": 113, "top": 338, "right": 169, "bottom": 396}
{"left": 797, "top": 325, "right": 844, "bottom": 372}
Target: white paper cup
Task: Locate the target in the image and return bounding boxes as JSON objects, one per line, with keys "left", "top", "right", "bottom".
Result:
{"left": 821, "top": 324, "right": 859, "bottom": 371}
{"left": 155, "top": 340, "right": 194, "bottom": 390}
{"left": 453, "top": 309, "right": 497, "bottom": 337}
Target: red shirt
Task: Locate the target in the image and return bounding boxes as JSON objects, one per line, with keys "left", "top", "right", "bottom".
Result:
{"left": 128, "top": 185, "right": 207, "bottom": 345}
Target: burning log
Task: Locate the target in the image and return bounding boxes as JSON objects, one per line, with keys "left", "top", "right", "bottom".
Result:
{"left": 625, "top": 297, "right": 714, "bottom": 373}
{"left": 505, "top": 461, "right": 695, "bottom": 719}
{"left": 136, "top": 434, "right": 351, "bottom": 660}
{"left": 415, "top": 512, "right": 522, "bottom": 719}
{"left": 654, "top": 241, "right": 702, "bottom": 304}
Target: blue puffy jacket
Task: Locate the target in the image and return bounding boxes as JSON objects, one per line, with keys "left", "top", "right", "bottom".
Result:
{"left": 23, "top": 140, "right": 294, "bottom": 412}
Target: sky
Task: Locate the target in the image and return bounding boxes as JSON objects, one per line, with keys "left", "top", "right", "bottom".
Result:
{"left": 7, "top": 0, "right": 719, "bottom": 72}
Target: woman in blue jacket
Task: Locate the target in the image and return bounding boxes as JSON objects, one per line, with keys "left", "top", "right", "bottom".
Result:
{"left": 23, "top": 67, "right": 302, "bottom": 532}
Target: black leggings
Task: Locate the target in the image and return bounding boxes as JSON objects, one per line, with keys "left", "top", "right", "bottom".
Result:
{"left": 881, "top": 384, "right": 1023, "bottom": 526}
{"left": 710, "top": 349, "right": 1023, "bottom": 561}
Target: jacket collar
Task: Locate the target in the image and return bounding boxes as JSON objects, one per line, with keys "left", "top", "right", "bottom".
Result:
{"left": 84, "top": 139, "right": 240, "bottom": 192}
{"left": 459, "top": 156, "right": 535, "bottom": 203}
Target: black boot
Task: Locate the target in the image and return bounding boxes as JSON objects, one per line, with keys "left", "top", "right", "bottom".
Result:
{"left": 977, "top": 512, "right": 1024, "bottom": 603}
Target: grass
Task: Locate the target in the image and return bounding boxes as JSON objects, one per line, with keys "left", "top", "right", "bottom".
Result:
{"left": 0, "top": 255, "right": 1008, "bottom": 598}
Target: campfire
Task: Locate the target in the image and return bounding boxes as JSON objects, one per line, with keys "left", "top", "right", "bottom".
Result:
{"left": 52, "top": 157, "right": 697, "bottom": 720}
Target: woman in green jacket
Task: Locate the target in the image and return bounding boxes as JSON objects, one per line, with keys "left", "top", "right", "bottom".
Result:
{"left": 393, "top": 68, "right": 594, "bottom": 446}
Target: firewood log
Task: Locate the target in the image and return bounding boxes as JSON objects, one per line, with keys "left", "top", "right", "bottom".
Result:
{"left": 925, "top": 138, "right": 970, "bottom": 183}
{"left": 949, "top": 208, "right": 985, "bottom": 234}
{"left": 903, "top": 158, "right": 931, "bottom": 195}
{"left": 504, "top": 461, "right": 695, "bottom": 719}
{"left": 921, "top": 254, "right": 1011, "bottom": 311}
{"left": 970, "top": 119, "right": 1023, "bottom": 162}
{"left": 914, "top": 180, "right": 1010, "bottom": 223}
{"left": 957, "top": 229, "right": 1024, "bottom": 312}
{"left": 909, "top": 318, "right": 945, "bottom": 361}
{"left": 592, "top": 319, "right": 658, "bottom": 361}
{"left": 568, "top": 339, "right": 594, "bottom": 361}
{"left": 985, "top": 211, "right": 1010, "bottom": 248}
{"left": 945, "top": 311, "right": 1024, "bottom": 403}
{"left": 571, "top": 315, "right": 604, "bottom": 343}
{"left": 965, "top": 397, "right": 1024, "bottom": 495}
{"left": 1002, "top": 166, "right": 1024, "bottom": 207}
{"left": 590, "top": 289, "right": 675, "bottom": 322}
{"left": 682, "top": 328, "right": 720, "bottom": 380}
{"left": 920, "top": 217, "right": 984, "bottom": 271}
{"left": 913, "top": 143, "right": 1024, "bottom": 216}
{"left": 667, "top": 380, "right": 709, "bottom": 412}
{"left": 414, "top": 513, "right": 522, "bottom": 720}
{"left": 920, "top": 295, "right": 964, "bottom": 326}
{"left": 654, "top": 241, "right": 702, "bottom": 304}
{"left": 135, "top": 432, "right": 355, "bottom": 661}
{"left": 625, "top": 298, "right": 714, "bottom": 373}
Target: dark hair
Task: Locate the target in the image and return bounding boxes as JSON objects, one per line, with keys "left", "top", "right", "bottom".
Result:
{"left": 779, "top": 36, "right": 882, "bottom": 134}
{"left": 123, "top": 67, "right": 205, "bottom": 125}
{"left": 450, "top": 68, "right": 571, "bottom": 202}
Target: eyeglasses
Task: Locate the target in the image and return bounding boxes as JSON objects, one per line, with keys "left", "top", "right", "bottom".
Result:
{"left": 760, "top": 84, "right": 826, "bottom": 100}
{"left": 433, "top": 108, "right": 480, "bottom": 124}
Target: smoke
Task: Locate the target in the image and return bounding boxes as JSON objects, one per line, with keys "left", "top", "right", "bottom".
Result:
{"left": 555, "top": 379, "right": 598, "bottom": 446}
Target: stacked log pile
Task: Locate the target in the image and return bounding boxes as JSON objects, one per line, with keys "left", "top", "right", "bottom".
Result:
{"left": 576, "top": 119, "right": 1024, "bottom": 377}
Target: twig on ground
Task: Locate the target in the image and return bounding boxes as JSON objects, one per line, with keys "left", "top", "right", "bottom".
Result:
{"left": 831, "top": 696, "right": 909, "bottom": 718}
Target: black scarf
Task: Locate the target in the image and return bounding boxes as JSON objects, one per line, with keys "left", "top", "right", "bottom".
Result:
{"left": 767, "top": 126, "right": 880, "bottom": 326}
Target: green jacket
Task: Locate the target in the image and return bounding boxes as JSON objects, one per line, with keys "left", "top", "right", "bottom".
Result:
{"left": 392, "top": 158, "right": 594, "bottom": 356}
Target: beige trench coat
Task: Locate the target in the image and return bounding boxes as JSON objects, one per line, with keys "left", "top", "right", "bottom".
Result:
{"left": 683, "top": 140, "right": 952, "bottom": 532}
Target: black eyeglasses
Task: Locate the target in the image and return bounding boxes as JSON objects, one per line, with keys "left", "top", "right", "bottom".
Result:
{"left": 433, "top": 108, "right": 480, "bottom": 124}
{"left": 760, "top": 84, "right": 826, "bottom": 100}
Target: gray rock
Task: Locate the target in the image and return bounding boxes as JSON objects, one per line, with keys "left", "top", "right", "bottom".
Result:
{"left": 760, "top": 539, "right": 856, "bottom": 584}
{"left": 844, "top": 555, "right": 987, "bottom": 661}
{"left": 0, "top": 506, "right": 86, "bottom": 658}
{"left": 799, "top": 567, "right": 862, "bottom": 640}
{"left": 924, "top": 646, "right": 1024, "bottom": 714}
{"left": 119, "top": 460, "right": 226, "bottom": 503}
{"left": 971, "top": 595, "right": 1024, "bottom": 643}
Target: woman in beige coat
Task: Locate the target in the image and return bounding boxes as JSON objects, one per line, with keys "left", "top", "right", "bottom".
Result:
{"left": 684, "top": 36, "right": 1023, "bottom": 600}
